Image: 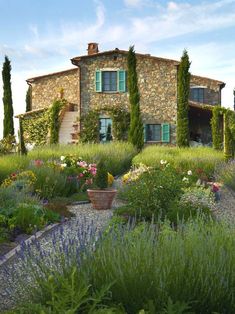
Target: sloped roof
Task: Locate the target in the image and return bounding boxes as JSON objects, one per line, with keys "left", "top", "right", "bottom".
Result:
{"left": 71, "top": 49, "right": 180, "bottom": 65}
{"left": 27, "top": 68, "right": 78, "bottom": 83}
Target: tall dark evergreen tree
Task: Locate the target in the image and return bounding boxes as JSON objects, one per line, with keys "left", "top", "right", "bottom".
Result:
{"left": 2, "top": 56, "right": 14, "bottom": 137}
{"left": 26, "top": 86, "right": 32, "bottom": 112}
{"left": 177, "top": 49, "right": 190, "bottom": 147}
{"left": 127, "top": 45, "right": 144, "bottom": 151}
{"left": 18, "top": 118, "right": 27, "bottom": 155}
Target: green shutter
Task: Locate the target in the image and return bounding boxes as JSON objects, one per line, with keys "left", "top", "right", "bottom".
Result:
{"left": 144, "top": 124, "right": 147, "bottom": 142}
{"left": 161, "top": 123, "right": 170, "bottom": 143}
{"left": 95, "top": 70, "right": 102, "bottom": 92}
{"left": 118, "top": 70, "right": 126, "bottom": 92}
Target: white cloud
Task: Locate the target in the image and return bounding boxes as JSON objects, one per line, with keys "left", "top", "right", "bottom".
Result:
{"left": 124, "top": 0, "right": 145, "bottom": 7}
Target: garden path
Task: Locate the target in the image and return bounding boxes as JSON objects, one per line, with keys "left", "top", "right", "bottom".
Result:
{"left": 214, "top": 186, "right": 235, "bottom": 224}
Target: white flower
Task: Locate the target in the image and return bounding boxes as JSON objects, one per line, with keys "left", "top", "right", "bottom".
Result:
{"left": 60, "top": 156, "right": 65, "bottom": 161}
{"left": 160, "top": 160, "right": 167, "bottom": 165}
{"left": 182, "top": 177, "right": 189, "bottom": 183}
{"left": 159, "top": 185, "right": 163, "bottom": 189}
{"left": 61, "top": 163, "right": 67, "bottom": 167}
{"left": 187, "top": 170, "right": 192, "bottom": 176}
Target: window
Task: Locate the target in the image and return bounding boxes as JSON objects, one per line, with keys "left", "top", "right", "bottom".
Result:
{"left": 145, "top": 123, "right": 170, "bottom": 143}
{"left": 190, "top": 88, "right": 204, "bottom": 103}
{"left": 95, "top": 70, "right": 126, "bottom": 92}
{"left": 146, "top": 124, "right": 161, "bottom": 141}
{"left": 99, "top": 118, "right": 112, "bottom": 142}
{"left": 102, "top": 71, "right": 117, "bottom": 92}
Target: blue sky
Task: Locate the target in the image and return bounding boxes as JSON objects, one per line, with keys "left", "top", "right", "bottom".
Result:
{"left": 0, "top": 0, "right": 235, "bottom": 137}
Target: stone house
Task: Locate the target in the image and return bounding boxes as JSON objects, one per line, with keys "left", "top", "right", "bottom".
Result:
{"left": 18, "top": 43, "right": 225, "bottom": 145}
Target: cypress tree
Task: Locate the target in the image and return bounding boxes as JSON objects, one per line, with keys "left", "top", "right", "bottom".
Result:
{"left": 177, "top": 50, "right": 190, "bottom": 147}
{"left": 2, "top": 56, "right": 14, "bottom": 137}
{"left": 224, "top": 110, "right": 233, "bottom": 160}
{"left": 127, "top": 45, "right": 144, "bottom": 151}
{"left": 26, "top": 86, "right": 32, "bottom": 112}
{"left": 211, "top": 106, "right": 223, "bottom": 150}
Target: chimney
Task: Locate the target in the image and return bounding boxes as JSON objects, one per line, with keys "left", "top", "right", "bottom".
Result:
{"left": 87, "top": 43, "right": 99, "bottom": 55}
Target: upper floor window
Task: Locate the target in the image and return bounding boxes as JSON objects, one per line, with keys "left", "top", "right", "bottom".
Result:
{"left": 190, "top": 88, "right": 204, "bottom": 103}
{"left": 102, "top": 71, "right": 117, "bottom": 92}
{"left": 95, "top": 70, "right": 126, "bottom": 93}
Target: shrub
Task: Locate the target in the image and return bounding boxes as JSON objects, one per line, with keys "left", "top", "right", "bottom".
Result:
{"left": 49, "top": 99, "right": 65, "bottom": 144}
{"left": 8, "top": 220, "right": 235, "bottom": 314}
{"left": 118, "top": 165, "right": 184, "bottom": 221}
{"left": 95, "top": 160, "right": 108, "bottom": 189}
{"left": 211, "top": 106, "right": 223, "bottom": 150}
{"left": 167, "top": 186, "right": 214, "bottom": 224}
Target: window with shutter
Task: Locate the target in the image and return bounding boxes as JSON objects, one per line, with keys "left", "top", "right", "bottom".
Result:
{"left": 118, "top": 70, "right": 126, "bottom": 92}
{"left": 161, "top": 123, "right": 170, "bottom": 142}
{"left": 95, "top": 70, "right": 102, "bottom": 92}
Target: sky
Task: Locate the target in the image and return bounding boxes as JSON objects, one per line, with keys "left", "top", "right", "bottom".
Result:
{"left": 0, "top": 0, "right": 235, "bottom": 138}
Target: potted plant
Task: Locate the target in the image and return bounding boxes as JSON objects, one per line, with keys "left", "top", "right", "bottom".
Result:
{"left": 87, "top": 160, "right": 117, "bottom": 210}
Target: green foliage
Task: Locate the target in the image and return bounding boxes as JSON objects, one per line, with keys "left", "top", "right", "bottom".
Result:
{"left": 21, "top": 109, "right": 50, "bottom": 146}
{"left": 133, "top": 146, "right": 223, "bottom": 180}
{"left": 0, "top": 134, "right": 16, "bottom": 155}
{"left": 177, "top": 50, "right": 190, "bottom": 147}
{"left": 18, "top": 119, "right": 27, "bottom": 155}
{"left": 80, "top": 109, "right": 100, "bottom": 143}
{"left": 127, "top": 45, "right": 144, "bottom": 151}
{"left": 223, "top": 109, "right": 234, "bottom": 160}
{"left": 168, "top": 187, "right": 213, "bottom": 224}
{"left": 110, "top": 107, "right": 130, "bottom": 141}
{"left": 49, "top": 99, "right": 65, "bottom": 144}
{"left": 80, "top": 107, "right": 130, "bottom": 143}
{"left": 95, "top": 160, "right": 108, "bottom": 189}
{"left": 211, "top": 106, "right": 224, "bottom": 150}
{"left": 32, "top": 165, "right": 78, "bottom": 199}
{"left": 2, "top": 55, "right": 14, "bottom": 138}
{"left": 25, "top": 86, "right": 32, "bottom": 112}
{"left": 12, "top": 220, "right": 235, "bottom": 314}
{"left": 118, "top": 166, "right": 184, "bottom": 221}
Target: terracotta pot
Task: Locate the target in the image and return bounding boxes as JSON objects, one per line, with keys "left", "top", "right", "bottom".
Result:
{"left": 87, "top": 188, "right": 117, "bottom": 210}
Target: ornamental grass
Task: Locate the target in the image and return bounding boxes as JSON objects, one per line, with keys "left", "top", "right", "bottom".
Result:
{"left": 133, "top": 146, "right": 224, "bottom": 180}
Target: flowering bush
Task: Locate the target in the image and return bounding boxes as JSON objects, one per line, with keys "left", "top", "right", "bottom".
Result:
{"left": 1, "top": 170, "right": 36, "bottom": 190}
{"left": 59, "top": 155, "right": 97, "bottom": 189}
{"left": 122, "top": 163, "right": 150, "bottom": 184}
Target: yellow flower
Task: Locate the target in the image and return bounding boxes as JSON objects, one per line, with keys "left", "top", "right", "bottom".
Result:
{"left": 108, "top": 172, "right": 114, "bottom": 186}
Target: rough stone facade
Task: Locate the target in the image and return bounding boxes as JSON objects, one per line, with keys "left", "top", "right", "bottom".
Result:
{"left": 190, "top": 75, "right": 222, "bottom": 106}
{"left": 28, "top": 68, "right": 79, "bottom": 110}
{"left": 24, "top": 48, "right": 225, "bottom": 145}
{"left": 78, "top": 52, "right": 178, "bottom": 143}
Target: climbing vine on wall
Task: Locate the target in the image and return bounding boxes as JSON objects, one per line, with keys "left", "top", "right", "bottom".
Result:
{"left": 21, "top": 109, "right": 50, "bottom": 146}
{"left": 49, "top": 99, "right": 66, "bottom": 144}
{"left": 80, "top": 106, "right": 130, "bottom": 143}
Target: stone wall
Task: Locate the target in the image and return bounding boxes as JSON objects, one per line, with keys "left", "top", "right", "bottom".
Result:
{"left": 190, "top": 75, "right": 222, "bottom": 105}
{"left": 78, "top": 52, "right": 178, "bottom": 143}
{"left": 30, "top": 68, "right": 79, "bottom": 110}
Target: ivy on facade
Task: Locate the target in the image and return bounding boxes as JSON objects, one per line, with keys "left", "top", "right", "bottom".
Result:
{"left": 49, "top": 99, "right": 66, "bottom": 144}
{"left": 80, "top": 106, "right": 130, "bottom": 143}
{"left": 21, "top": 110, "right": 50, "bottom": 146}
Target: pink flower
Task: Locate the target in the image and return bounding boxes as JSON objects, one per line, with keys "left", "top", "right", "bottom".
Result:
{"left": 79, "top": 173, "right": 84, "bottom": 178}
{"left": 34, "top": 159, "right": 43, "bottom": 167}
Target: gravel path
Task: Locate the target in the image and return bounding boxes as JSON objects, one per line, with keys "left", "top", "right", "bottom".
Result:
{"left": 0, "top": 202, "right": 114, "bottom": 312}
{"left": 213, "top": 186, "right": 235, "bottom": 224}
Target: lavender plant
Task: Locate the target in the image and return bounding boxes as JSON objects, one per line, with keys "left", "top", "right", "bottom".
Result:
{"left": 2, "top": 219, "right": 234, "bottom": 314}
